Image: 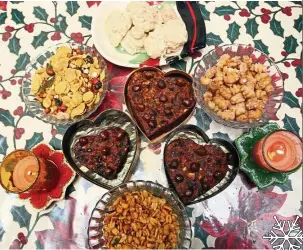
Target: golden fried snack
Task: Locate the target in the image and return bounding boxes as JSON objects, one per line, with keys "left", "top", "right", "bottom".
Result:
{"left": 103, "top": 190, "right": 180, "bottom": 249}
{"left": 200, "top": 54, "right": 273, "bottom": 122}
{"left": 31, "top": 46, "right": 106, "bottom": 120}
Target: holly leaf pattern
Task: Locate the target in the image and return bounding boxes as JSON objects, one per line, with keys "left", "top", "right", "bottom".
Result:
{"left": 276, "top": 179, "right": 293, "bottom": 192}
{"left": 79, "top": 15, "right": 92, "bottom": 30}
{"left": 282, "top": 114, "right": 300, "bottom": 135}
{"left": 170, "top": 59, "right": 187, "bottom": 71}
{"left": 245, "top": 18, "right": 258, "bottom": 38}
{"left": 0, "top": 12, "right": 7, "bottom": 25}
{"left": 270, "top": 18, "right": 284, "bottom": 38}
{"left": 35, "top": 240, "right": 44, "bottom": 249}
{"left": 194, "top": 215, "right": 209, "bottom": 248}
{"left": 15, "top": 53, "right": 30, "bottom": 72}
{"left": 283, "top": 35, "right": 298, "bottom": 54}
{"left": 0, "top": 223, "right": 4, "bottom": 242}
{"left": 8, "top": 36, "right": 21, "bottom": 55}
{"left": 11, "top": 9, "right": 25, "bottom": 24}
{"left": 266, "top": 1, "right": 280, "bottom": 7}
{"left": 55, "top": 125, "right": 68, "bottom": 135}
{"left": 283, "top": 91, "right": 300, "bottom": 108}
{"left": 295, "top": 65, "right": 302, "bottom": 81}
{"left": 185, "top": 207, "right": 194, "bottom": 217}
{"left": 254, "top": 39, "right": 269, "bottom": 55}
{"left": 55, "top": 14, "right": 67, "bottom": 32}
{"left": 195, "top": 108, "right": 212, "bottom": 132}
{"left": 33, "top": 7, "right": 48, "bottom": 21}
{"left": 32, "top": 31, "right": 49, "bottom": 49}
{"left": 0, "top": 135, "right": 8, "bottom": 155}
{"left": 247, "top": 1, "right": 259, "bottom": 10}
{"left": 66, "top": 2, "right": 80, "bottom": 16}
{"left": 212, "top": 132, "right": 232, "bottom": 142}
{"left": 294, "top": 16, "right": 302, "bottom": 32}
{"left": 199, "top": 4, "right": 210, "bottom": 21}
{"left": 0, "top": 110, "right": 15, "bottom": 127}
{"left": 227, "top": 22, "right": 240, "bottom": 43}
{"left": 10, "top": 205, "right": 31, "bottom": 231}
{"left": 49, "top": 136, "right": 62, "bottom": 150}
{"left": 25, "top": 132, "right": 44, "bottom": 150}
{"left": 214, "top": 6, "right": 237, "bottom": 16}
{"left": 129, "top": 53, "right": 149, "bottom": 64}
{"left": 207, "top": 32, "right": 223, "bottom": 46}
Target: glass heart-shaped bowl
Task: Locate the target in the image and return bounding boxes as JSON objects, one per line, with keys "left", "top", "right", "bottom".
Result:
{"left": 193, "top": 44, "right": 284, "bottom": 129}
{"left": 21, "top": 42, "right": 109, "bottom": 125}
{"left": 87, "top": 180, "right": 192, "bottom": 249}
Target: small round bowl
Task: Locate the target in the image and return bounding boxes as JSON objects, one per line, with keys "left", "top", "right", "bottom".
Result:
{"left": 87, "top": 180, "right": 192, "bottom": 249}
{"left": 193, "top": 44, "right": 284, "bottom": 129}
{"left": 21, "top": 42, "right": 109, "bottom": 125}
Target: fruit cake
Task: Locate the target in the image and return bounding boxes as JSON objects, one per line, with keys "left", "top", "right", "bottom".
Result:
{"left": 165, "top": 138, "right": 228, "bottom": 203}
{"left": 73, "top": 127, "right": 130, "bottom": 180}
{"left": 126, "top": 70, "right": 196, "bottom": 140}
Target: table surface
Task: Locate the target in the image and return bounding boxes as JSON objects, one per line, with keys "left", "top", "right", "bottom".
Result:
{"left": 0, "top": 1, "right": 302, "bottom": 249}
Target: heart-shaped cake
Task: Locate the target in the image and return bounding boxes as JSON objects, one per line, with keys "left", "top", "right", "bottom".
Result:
{"left": 165, "top": 138, "right": 229, "bottom": 203}
{"left": 73, "top": 127, "right": 130, "bottom": 180}
{"left": 125, "top": 67, "right": 196, "bottom": 141}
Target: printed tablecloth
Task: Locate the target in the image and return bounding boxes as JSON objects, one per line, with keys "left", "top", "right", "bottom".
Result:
{"left": 0, "top": 1, "right": 302, "bottom": 249}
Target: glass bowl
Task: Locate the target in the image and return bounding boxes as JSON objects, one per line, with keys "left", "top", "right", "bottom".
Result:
{"left": 193, "top": 44, "right": 284, "bottom": 129}
{"left": 87, "top": 180, "right": 192, "bottom": 249}
{"left": 21, "top": 42, "right": 109, "bottom": 125}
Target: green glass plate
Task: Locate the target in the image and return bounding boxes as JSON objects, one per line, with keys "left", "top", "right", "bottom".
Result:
{"left": 235, "top": 123, "right": 301, "bottom": 189}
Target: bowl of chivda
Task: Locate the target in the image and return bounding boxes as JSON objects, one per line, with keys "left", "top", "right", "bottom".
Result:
{"left": 193, "top": 44, "right": 284, "bottom": 129}
{"left": 21, "top": 43, "right": 108, "bottom": 125}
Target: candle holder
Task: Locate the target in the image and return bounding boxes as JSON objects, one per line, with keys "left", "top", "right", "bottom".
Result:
{"left": 0, "top": 149, "right": 59, "bottom": 194}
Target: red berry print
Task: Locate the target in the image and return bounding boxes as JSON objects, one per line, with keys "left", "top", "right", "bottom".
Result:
{"left": 51, "top": 129, "right": 57, "bottom": 136}
{"left": 18, "top": 79, "right": 23, "bottom": 85}
{"left": 14, "top": 128, "right": 25, "bottom": 139}
{"left": 9, "top": 239, "right": 21, "bottom": 250}
{"left": 239, "top": 9, "right": 250, "bottom": 17}
{"left": 87, "top": 1, "right": 101, "bottom": 8}
{"left": 50, "top": 17, "right": 56, "bottom": 23}
{"left": 11, "top": 69, "right": 16, "bottom": 74}
{"left": 224, "top": 15, "right": 231, "bottom": 21}
{"left": 11, "top": 79, "right": 16, "bottom": 85}
{"left": 296, "top": 88, "right": 302, "bottom": 97}
{"left": 24, "top": 23, "right": 35, "bottom": 33}
{"left": 71, "top": 32, "right": 84, "bottom": 43}
{"left": 0, "top": 1, "right": 7, "bottom": 11}
{"left": 291, "top": 59, "right": 302, "bottom": 67}
{"left": 284, "top": 61, "right": 290, "bottom": 67}
{"left": 270, "top": 57, "right": 275, "bottom": 62}
{"left": 282, "top": 7, "right": 292, "bottom": 16}
{"left": 0, "top": 75, "right": 2, "bottom": 81}
{"left": 25, "top": 73, "right": 31, "bottom": 79}
{"left": 261, "top": 14, "right": 271, "bottom": 24}
{"left": 5, "top": 26, "right": 14, "bottom": 32}
{"left": 1, "top": 90, "right": 11, "bottom": 99}
{"left": 13, "top": 106, "right": 24, "bottom": 116}
{"left": 281, "top": 51, "right": 287, "bottom": 56}
{"left": 261, "top": 8, "right": 271, "bottom": 14}
{"left": 17, "top": 232, "right": 24, "bottom": 240}
{"left": 51, "top": 31, "right": 61, "bottom": 41}
{"left": 20, "top": 236, "right": 28, "bottom": 245}
{"left": 282, "top": 72, "right": 289, "bottom": 80}
{"left": 2, "top": 32, "right": 12, "bottom": 41}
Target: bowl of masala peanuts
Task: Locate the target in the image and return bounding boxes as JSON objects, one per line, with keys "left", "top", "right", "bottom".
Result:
{"left": 87, "top": 181, "right": 192, "bottom": 249}
{"left": 193, "top": 44, "right": 284, "bottom": 129}
{"left": 22, "top": 43, "right": 108, "bottom": 125}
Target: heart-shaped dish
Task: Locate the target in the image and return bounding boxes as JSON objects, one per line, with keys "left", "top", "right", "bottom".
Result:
{"left": 164, "top": 125, "right": 239, "bottom": 205}
{"left": 62, "top": 109, "right": 140, "bottom": 189}
{"left": 124, "top": 67, "right": 196, "bottom": 143}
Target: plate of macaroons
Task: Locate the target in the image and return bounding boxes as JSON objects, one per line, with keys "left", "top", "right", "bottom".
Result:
{"left": 91, "top": 1, "right": 206, "bottom": 68}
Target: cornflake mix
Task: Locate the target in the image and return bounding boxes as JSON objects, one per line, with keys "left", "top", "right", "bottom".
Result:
{"left": 31, "top": 46, "right": 106, "bottom": 120}
{"left": 201, "top": 54, "right": 273, "bottom": 122}
{"left": 103, "top": 190, "right": 180, "bottom": 249}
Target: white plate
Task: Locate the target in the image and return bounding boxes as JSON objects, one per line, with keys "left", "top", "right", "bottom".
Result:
{"left": 91, "top": 1, "right": 180, "bottom": 68}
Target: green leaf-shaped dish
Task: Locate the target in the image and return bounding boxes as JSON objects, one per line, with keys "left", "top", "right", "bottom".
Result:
{"left": 235, "top": 123, "right": 300, "bottom": 189}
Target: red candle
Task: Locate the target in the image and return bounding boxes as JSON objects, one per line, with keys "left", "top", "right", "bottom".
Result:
{"left": 253, "top": 130, "right": 303, "bottom": 172}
